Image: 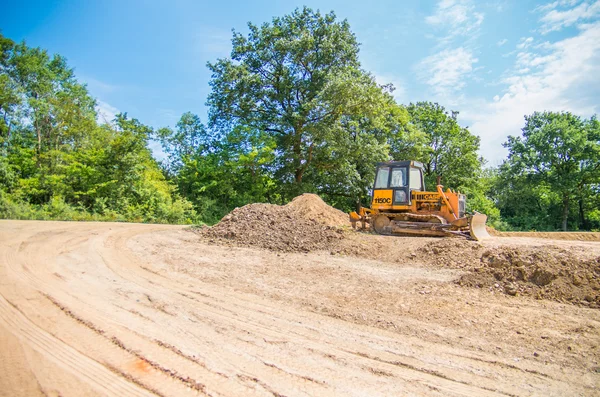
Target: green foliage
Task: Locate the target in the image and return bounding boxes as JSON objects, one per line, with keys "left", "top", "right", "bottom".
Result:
{"left": 401, "top": 102, "right": 483, "bottom": 190}
{"left": 161, "top": 8, "right": 500, "bottom": 221}
{"left": 157, "top": 111, "right": 210, "bottom": 174}
{"left": 497, "top": 112, "right": 600, "bottom": 231}
{"left": 0, "top": 33, "right": 196, "bottom": 224}
{"left": 461, "top": 168, "right": 508, "bottom": 230}
{"left": 158, "top": 116, "right": 280, "bottom": 223}
{"left": 389, "top": 101, "right": 493, "bottom": 217}
{"left": 207, "top": 7, "right": 397, "bottom": 208}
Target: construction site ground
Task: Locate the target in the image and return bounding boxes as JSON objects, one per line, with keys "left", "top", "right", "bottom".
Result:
{"left": 1, "top": 217, "right": 599, "bottom": 396}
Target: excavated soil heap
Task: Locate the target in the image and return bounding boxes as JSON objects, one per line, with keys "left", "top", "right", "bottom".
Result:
{"left": 286, "top": 194, "right": 350, "bottom": 227}
{"left": 458, "top": 247, "right": 600, "bottom": 308}
{"left": 198, "top": 197, "right": 600, "bottom": 308}
{"left": 197, "top": 194, "right": 349, "bottom": 252}
{"left": 343, "top": 236, "right": 600, "bottom": 308}
{"left": 416, "top": 239, "right": 600, "bottom": 308}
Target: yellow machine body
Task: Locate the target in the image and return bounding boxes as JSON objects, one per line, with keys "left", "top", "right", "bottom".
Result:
{"left": 371, "top": 186, "right": 461, "bottom": 222}
{"left": 350, "top": 160, "right": 490, "bottom": 240}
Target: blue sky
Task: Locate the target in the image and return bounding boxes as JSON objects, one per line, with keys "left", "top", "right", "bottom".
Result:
{"left": 2, "top": 0, "right": 599, "bottom": 165}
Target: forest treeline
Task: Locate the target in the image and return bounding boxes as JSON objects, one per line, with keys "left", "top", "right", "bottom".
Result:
{"left": 1, "top": 8, "right": 599, "bottom": 230}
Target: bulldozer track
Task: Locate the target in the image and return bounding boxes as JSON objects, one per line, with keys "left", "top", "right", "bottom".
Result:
{"left": 372, "top": 213, "right": 473, "bottom": 239}
{"left": 389, "top": 212, "right": 448, "bottom": 224}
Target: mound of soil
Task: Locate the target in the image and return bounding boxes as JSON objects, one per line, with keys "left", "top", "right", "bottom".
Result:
{"left": 196, "top": 194, "right": 347, "bottom": 252}
{"left": 416, "top": 240, "right": 600, "bottom": 308}
{"left": 457, "top": 247, "right": 600, "bottom": 307}
{"left": 197, "top": 196, "right": 600, "bottom": 308}
{"left": 286, "top": 193, "right": 350, "bottom": 227}
{"left": 359, "top": 238, "right": 600, "bottom": 308}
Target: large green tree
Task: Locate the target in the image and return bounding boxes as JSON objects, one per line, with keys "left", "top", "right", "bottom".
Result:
{"left": 157, "top": 111, "right": 210, "bottom": 174}
{"left": 157, "top": 112, "right": 278, "bottom": 222}
{"left": 0, "top": 33, "right": 195, "bottom": 224}
{"left": 400, "top": 102, "right": 483, "bottom": 190}
{"left": 314, "top": 100, "right": 412, "bottom": 209}
{"left": 207, "top": 7, "right": 394, "bottom": 201}
{"left": 499, "top": 111, "right": 600, "bottom": 231}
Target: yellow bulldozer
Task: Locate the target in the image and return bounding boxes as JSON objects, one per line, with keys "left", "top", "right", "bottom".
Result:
{"left": 349, "top": 160, "right": 490, "bottom": 241}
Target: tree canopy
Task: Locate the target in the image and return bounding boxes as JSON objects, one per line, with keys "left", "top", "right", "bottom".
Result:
{"left": 207, "top": 7, "right": 396, "bottom": 203}
{"left": 0, "top": 33, "right": 195, "bottom": 223}
{"left": 496, "top": 111, "right": 600, "bottom": 231}
{"left": 401, "top": 102, "right": 483, "bottom": 189}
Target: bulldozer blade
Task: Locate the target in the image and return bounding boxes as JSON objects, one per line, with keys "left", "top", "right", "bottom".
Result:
{"left": 469, "top": 212, "right": 491, "bottom": 241}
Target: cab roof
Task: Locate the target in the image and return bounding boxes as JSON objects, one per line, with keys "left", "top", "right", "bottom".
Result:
{"left": 376, "top": 160, "right": 424, "bottom": 169}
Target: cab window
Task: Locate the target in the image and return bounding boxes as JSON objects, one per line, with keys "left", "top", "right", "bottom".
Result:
{"left": 374, "top": 167, "right": 389, "bottom": 188}
{"left": 390, "top": 168, "right": 406, "bottom": 187}
{"left": 410, "top": 168, "right": 423, "bottom": 190}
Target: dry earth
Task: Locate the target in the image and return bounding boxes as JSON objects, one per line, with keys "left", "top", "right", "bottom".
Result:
{"left": 490, "top": 231, "right": 600, "bottom": 242}
{"left": 1, "top": 219, "right": 600, "bottom": 396}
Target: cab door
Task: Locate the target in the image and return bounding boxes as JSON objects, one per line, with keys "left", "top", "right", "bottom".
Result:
{"left": 372, "top": 166, "right": 393, "bottom": 209}
{"left": 389, "top": 166, "right": 410, "bottom": 206}
{"left": 372, "top": 165, "right": 410, "bottom": 209}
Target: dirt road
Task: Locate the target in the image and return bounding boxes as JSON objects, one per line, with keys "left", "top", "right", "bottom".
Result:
{"left": 1, "top": 220, "right": 599, "bottom": 396}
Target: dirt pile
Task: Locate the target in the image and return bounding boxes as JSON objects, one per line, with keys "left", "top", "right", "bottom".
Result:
{"left": 418, "top": 239, "right": 484, "bottom": 268}
{"left": 445, "top": 244, "right": 600, "bottom": 308}
{"left": 196, "top": 194, "right": 348, "bottom": 252}
{"left": 286, "top": 193, "right": 350, "bottom": 227}
{"left": 353, "top": 238, "right": 600, "bottom": 308}
{"left": 199, "top": 200, "right": 600, "bottom": 307}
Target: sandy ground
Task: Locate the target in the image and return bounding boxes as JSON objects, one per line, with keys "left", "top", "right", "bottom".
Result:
{"left": 491, "top": 231, "right": 600, "bottom": 241}
{"left": 1, "top": 220, "right": 599, "bottom": 396}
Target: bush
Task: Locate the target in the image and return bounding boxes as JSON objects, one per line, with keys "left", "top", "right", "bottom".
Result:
{"left": 0, "top": 191, "right": 38, "bottom": 220}
{"left": 0, "top": 191, "right": 196, "bottom": 224}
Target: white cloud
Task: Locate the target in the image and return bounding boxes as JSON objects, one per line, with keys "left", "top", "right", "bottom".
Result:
{"left": 515, "top": 50, "right": 557, "bottom": 69}
{"left": 196, "top": 27, "right": 232, "bottom": 57}
{"left": 96, "top": 100, "right": 119, "bottom": 125}
{"left": 156, "top": 108, "right": 179, "bottom": 126}
{"left": 516, "top": 37, "right": 534, "bottom": 49}
{"left": 148, "top": 139, "right": 167, "bottom": 162}
{"left": 82, "top": 77, "right": 119, "bottom": 95}
{"left": 374, "top": 74, "right": 406, "bottom": 102}
{"left": 495, "top": 1, "right": 508, "bottom": 12}
{"left": 534, "top": 0, "right": 579, "bottom": 13}
{"left": 426, "top": 0, "right": 468, "bottom": 25}
{"left": 419, "top": 1, "right": 484, "bottom": 100}
{"left": 417, "top": 47, "right": 478, "bottom": 97}
{"left": 497, "top": 38, "right": 508, "bottom": 46}
{"left": 425, "top": 0, "right": 484, "bottom": 43}
{"left": 463, "top": 21, "right": 600, "bottom": 164}
{"left": 536, "top": 0, "right": 600, "bottom": 34}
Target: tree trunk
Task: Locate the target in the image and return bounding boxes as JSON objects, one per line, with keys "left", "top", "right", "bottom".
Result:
{"left": 295, "top": 167, "right": 303, "bottom": 184}
{"left": 292, "top": 125, "right": 304, "bottom": 185}
{"left": 578, "top": 198, "right": 587, "bottom": 230}
{"left": 561, "top": 195, "right": 569, "bottom": 231}
{"left": 36, "top": 122, "right": 42, "bottom": 154}
{"left": 33, "top": 93, "right": 42, "bottom": 156}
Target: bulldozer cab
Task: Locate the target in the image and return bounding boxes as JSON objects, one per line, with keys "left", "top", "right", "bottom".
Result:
{"left": 372, "top": 161, "right": 424, "bottom": 208}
